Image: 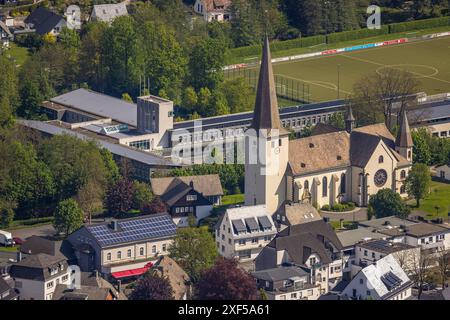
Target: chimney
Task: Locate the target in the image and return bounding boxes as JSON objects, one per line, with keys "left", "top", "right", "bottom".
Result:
{"left": 117, "top": 280, "right": 122, "bottom": 294}
{"left": 110, "top": 220, "right": 119, "bottom": 231}
{"left": 16, "top": 251, "right": 22, "bottom": 262}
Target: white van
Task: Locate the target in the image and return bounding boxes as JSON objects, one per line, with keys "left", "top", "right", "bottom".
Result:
{"left": 0, "top": 230, "right": 14, "bottom": 246}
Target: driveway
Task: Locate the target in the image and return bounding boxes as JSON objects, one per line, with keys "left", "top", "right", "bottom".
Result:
{"left": 9, "top": 224, "right": 56, "bottom": 240}
{"left": 321, "top": 208, "right": 368, "bottom": 222}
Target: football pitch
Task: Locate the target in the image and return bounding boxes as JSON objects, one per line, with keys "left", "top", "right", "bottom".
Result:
{"left": 227, "top": 36, "right": 450, "bottom": 103}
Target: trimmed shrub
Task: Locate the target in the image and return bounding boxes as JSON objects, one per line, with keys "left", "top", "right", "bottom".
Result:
{"left": 389, "top": 16, "right": 450, "bottom": 33}
{"left": 327, "top": 26, "right": 389, "bottom": 44}
{"left": 321, "top": 204, "right": 330, "bottom": 211}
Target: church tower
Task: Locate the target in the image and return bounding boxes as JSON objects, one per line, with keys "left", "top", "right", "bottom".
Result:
{"left": 244, "top": 36, "right": 290, "bottom": 214}
{"left": 395, "top": 108, "right": 413, "bottom": 162}
{"left": 345, "top": 105, "right": 356, "bottom": 133}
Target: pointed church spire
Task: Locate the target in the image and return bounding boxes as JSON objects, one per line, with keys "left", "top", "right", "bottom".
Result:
{"left": 345, "top": 105, "right": 355, "bottom": 133}
{"left": 396, "top": 108, "right": 413, "bottom": 148}
{"left": 250, "top": 36, "right": 288, "bottom": 136}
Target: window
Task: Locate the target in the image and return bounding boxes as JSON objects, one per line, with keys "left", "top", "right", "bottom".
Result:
{"left": 117, "top": 251, "right": 122, "bottom": 259}
{"left": 228, "top": 238, "right": 231, "bottom": 244}
{"left": 340, "top": 173, "right": 346, "bottom": 193}
{"left": 162, "top": 244, "right": 167, "bottom": 252}
{"left": 304, "top": 180, "right": 309, "bottom": 191}
{"left": 364, "top": 250, "right": 368, "bottom": 256}
{"left": 238, "top": 239, "right": 246, "bottom": 245}
{"left": 400, "top": 185, "right": 406, "bottom": 193}
{"left": 252, "top": 238, "right": 258, "bottom": 244}
{"left": 309, "top": 257, "right": 316, "bottom": 265}
{"left": 291, "top": 293, "right": 297, "bottom": 299}
{"left": 400, "top": 170, "right": 406, "bottom": 179}
{"left": 47, "top": 281, "right": 54, "bottom": 289}
{"left": 187, "top": 195, "right": 197, "bottom": 201}
{"left": 152, "top": 245, "right": 156, "bottom": 253}
{"left": 62, "top": 275, "right": 69, "bottom": 282}
{"left": 107, "top": 253, "right": 111, "bottom": 261}
{"left": 421, "top": 238, "right": 425, "bottom": 244}
{"left": 408, "top": 150, "right": 412, "bottom": 159}
{"left": 140, "top": 247, "right": 144, "bottom": 255}
{"left": 221, "top": 245, "right": 225, "bottom": 252}
{"left": 359, "top": 279, "right": 364, "bottom": 285}
{"left": 127, "top": 249, "right": 131, "bottom": 258}
{"left": 367, "top": 290, "right": 371, "bottom": 296}
{"left": 221, "top": 234, "right": 225, "bottom": 240}
{"left": 429, "top": 237, "right": 433, "bottom": 242}
{"left": 378, "top": 155, "right": 384, "bottom": 163}
{"left": 322, "top": 176, "right": 328, "bottom": 197}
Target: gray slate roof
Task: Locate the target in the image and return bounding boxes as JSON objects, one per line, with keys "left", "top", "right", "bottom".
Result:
{"left": 24, "top": 7, "right": 65, "bottom": 35}
{"left": 50, "top": 88, "right": 137, "bottom": 126}
{"left": 252, "top": 266, "right": 308, "bottom": 282}
{"left": 9, "top": 254, "right": 68, "bottom": 281}
{"left": 151, "top": 174, "right": 223, "bottom": 197}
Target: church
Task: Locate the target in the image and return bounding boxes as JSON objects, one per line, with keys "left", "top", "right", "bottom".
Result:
{"left": 244, "top": 37, "right": 414, "bottom": 214}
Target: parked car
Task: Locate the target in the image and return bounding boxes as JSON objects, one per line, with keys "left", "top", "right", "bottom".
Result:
{"left": 0, "top": 230, "right": 14, "bottom": 246}
{"left": 12, "top": 237, "right": 24, "bottom": 245}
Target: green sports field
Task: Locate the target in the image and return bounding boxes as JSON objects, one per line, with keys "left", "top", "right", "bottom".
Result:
{"left": 227, "top": 36, "right": 450, "bottom": 103}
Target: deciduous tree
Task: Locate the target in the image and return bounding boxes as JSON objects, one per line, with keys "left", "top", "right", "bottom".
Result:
{"left": 405, "top": 163, "right": 431, "bottom": 207}
{"left": 130, "top": 271, "right": 174, "bottom": 300}
{"left": 53, "top": 198, "right": 84, "bottom": 236}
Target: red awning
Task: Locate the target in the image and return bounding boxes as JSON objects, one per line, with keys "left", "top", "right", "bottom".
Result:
{"left": 111, "top": 262, "right": 153, "bottom": 279}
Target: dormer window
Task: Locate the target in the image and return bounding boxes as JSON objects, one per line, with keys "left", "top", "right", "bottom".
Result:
{"left": 309, "top": 143, "right": 314, "bottom": 148}
{"left": 337, "top": 155, "right": 342, "bottom": 160}
{"left": 301, "top": 163, "right": 306, "bottom": 168}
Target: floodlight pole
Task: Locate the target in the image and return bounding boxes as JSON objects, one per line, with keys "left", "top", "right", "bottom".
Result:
{"left": 337, "top": 64, "right": 341, "bottom": 100}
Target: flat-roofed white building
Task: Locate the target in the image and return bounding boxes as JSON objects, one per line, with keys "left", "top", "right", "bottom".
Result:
{"left": 215, "top": 205, "right": 277, "bottom": 261}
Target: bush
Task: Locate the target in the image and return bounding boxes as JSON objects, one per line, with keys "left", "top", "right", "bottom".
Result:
{"left": 389, "top": 16, "right": 450, "bottom": 33}
{"left": 321, "top": 204, "right": 330, "bottom": 211}
{"left": 331, "top": 203, "right": 345, "bottom": 212}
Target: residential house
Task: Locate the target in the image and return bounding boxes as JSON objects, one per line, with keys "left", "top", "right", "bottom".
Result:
{"left": 152, "top": 256, "right": 191, "bottom": 300}
{"left": 20, "top": 235, "right": 75, "bottom": 263}
{"left": 90, "top": 2, "right": 128, "bottom": 24}
{"left": 9, "top": 253, "right": 71, "bottom": 300}
{"left": 193, "top": 0, "right": 231, "bottom": 22}
{"left": 67, "top": 214, "right": 177, "bottom": 280}
{"left": 52, "top": 271, "right": 126, "bottom": 300}
{"left": 24, "top": 7, "right": 67, "bottom": 36}
{"left": 272, "top": 202, "right": 322, "bottom": 231}
{"left": 151, "top": 174, "right": 223, "bottom": 226}
{"left": 216, "top": 205, "right": 277, "bottom": 262}
{"left": 354, "top": 239, "right": 420, "bottom": 276}
{"left": 0, "top": 21, "right": 12, "bottom": 47}
{"left": 255, "top": 219, "right": 344, "bottom": 294}
{"left": 435, "top": 164, "right": 450, "bottom": 181}
{"left": 0, "top": 277, "right": 18, "bottom": 300}
{"left": 336, "top": 227, "right": 387, "bottom": 280}
{"left": 341, "top": 254, "right": 413, "bottom": 300}
{"left": 252, "top": 266, "right": 321, "bottom": 300}
{"left": 359, "top": 217, "right": 450, "bottom": 254}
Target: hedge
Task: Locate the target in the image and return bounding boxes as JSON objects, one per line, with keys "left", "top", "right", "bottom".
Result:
{"left": 389, "top": 16, "right": 450, "bottom": 33}
{"left": 327, "top": 25, "right": 389, "bottom": 44}
{"left": 228, "top": 16, "right": 450, "bottom": 63}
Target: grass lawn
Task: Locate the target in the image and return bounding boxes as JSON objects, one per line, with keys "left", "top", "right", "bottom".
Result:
{"left": 221, "top": 193, "right": 245, "bottom": 206}
{"left": 411, "top": 180, "right": 450, "bottom": 219}
{"left": 4, "top": 43, "right": 30, "bottom": 67}
{"left": 0, "top": 246, "right": 19, "bottom": 253}
{"left": 226, "top": 29, "right": 450, "bottom": 103}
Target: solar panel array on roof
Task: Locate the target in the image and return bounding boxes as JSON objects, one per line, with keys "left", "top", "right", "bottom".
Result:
{"left": 258, "top": 216, "right": 273, "bottom": 230}
{"left": 381, "top": 271, "right": 402, "bottom": 291}
{"left": 232, "top": 219, "right": 246, "bottom": 233}
{"left": 245, "top": 218, "right": 259, "bottom": 232}
{"left": 87, "top": 215, "right": 176, "bottom": 247}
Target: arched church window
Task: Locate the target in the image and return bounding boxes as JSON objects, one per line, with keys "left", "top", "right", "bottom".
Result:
{"left": 340, "top": 174, "right": 346, "bottom": 193}
{"left": 304, "top": 180, "right": 309, "bottom": 191}
{"left": 322, "top": 177, "right": 327, "bottom": 197}
{"left": 400, "top": 170, "right": 406, "bottom": 179}
{"left": 378, "top": 155, "right": 384, "bottom": 163}
{"left": 408, "top": 150, "right": 412, "bottom": 159}
{"left": 400, "top": 185, "right": 406, "bottom": 193}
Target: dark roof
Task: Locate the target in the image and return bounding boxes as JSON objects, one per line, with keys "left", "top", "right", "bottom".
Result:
{"left": 53, "top": 284, "right": 110, "bottom": 300}
{"left": 24, "top": 7, "right": 65, "bottom": 35}
{"left": 310, "top": 122, "right": 341, "bottom": 136}
{"left": 9, "top": 254, "right": 68, "bottom": 281}
{"left": 20, "top": 236, "right": 76, "bottom": 262}
{"left": 84, "top": 213, "right": 177, "bottom": 248}
{"left": 268, "top": 220, "right": 343, "bottom": 265}
{"left": 395, "top": 109, "right": 413, "bottom": 148}
{"left": 407, "top": 100, "right": 450, "bottom": 123}
{"left": 404, "top": 223, "right": 449, "bottom": 237}
{"left": 250, "top": 36, "right": 288, "bottom": 136}
{"left": 160, "top": 179, "right": 192, "bottom": 207}
{"left": 350, "top": 131, "right": 382, "bottom": 167}
{"left": 357, "top": 239, "right": 415, "bottom": 254}
{"left": 252, "top": 266, "right": 308, "bottom": 282}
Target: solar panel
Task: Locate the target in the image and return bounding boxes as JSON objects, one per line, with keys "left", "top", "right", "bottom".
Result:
{"left": 232, "top": 219, "right": 246, "bottom": 233}
{"left": 88, "top": 215, "right": 177, "bottom": 247}
{"left": 245, "top": 218, "right": 259, "bottom": 232}
{"left": 381, "top": 271, "right": 402, "bottom": 290}
{"left": 257, "top": 216, "right": 272, "bottom": 230}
